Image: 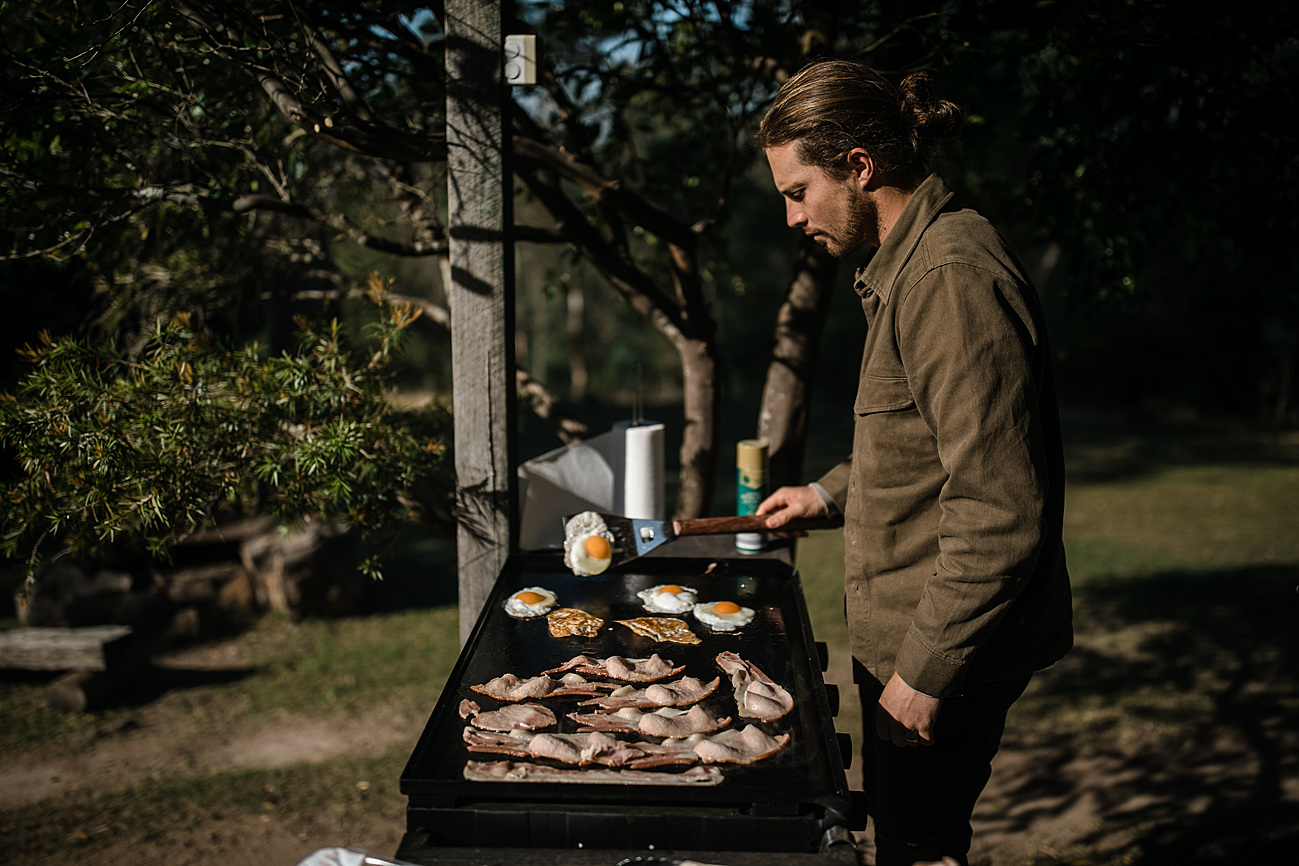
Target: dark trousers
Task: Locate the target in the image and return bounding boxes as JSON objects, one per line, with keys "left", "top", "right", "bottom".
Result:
{"left": 855, "top": 659, "right": 1030, "bottom": 866}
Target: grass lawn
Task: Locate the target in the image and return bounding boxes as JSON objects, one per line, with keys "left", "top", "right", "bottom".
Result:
{"left": 2, "top": 419, "right": 1297, "bottom": 864}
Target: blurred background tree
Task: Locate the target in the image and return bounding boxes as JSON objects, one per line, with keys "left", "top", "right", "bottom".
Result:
{"left": 2, "top": 0, "right": 1296, "bottom": 581}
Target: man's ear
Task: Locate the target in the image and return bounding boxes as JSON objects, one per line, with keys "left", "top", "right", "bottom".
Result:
{"left": 845, "top": 148, "right": 875, "bottom": 189}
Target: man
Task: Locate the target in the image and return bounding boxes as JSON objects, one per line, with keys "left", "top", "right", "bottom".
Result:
{"left": 752, "top": 60, "right": 1073, "bottom": 866}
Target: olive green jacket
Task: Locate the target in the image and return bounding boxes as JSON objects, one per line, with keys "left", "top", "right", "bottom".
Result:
{"left": 817, "top": 174, "right": 1073, "bottom": 698}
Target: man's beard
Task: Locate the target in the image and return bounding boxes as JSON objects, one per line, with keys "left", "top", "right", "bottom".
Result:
{"left": 816, "top": 193, "right": 877, "bottom": 259}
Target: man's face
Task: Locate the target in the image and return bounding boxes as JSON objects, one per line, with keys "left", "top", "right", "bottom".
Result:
{"left": 766, "top": 142, "right": 876, "bottom": 258}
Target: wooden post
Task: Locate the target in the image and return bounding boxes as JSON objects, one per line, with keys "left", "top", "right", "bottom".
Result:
{"left": 446, "top": 0, "right": 517, "bottom": 643}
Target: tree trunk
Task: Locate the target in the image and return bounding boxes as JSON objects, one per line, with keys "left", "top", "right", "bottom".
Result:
{"left": 757, "top": 237, "right": 840, "bottom": 488}
{"left": 668, "top": 235, "right": 719, "bottom": 520}
{"left": 512, "top": 149, "right": 720, "bottom": 519}
{"left": 675, "top": 333, "right": 720, "bottom": 520}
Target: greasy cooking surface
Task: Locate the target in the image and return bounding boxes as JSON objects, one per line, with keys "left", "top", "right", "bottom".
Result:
{"left": 401, "top": 554, "right": 850, "bottom": 815}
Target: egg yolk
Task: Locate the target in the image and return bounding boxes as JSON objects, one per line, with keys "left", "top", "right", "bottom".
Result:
{"left": 515, "top": 591, "right": 544, "bottom": 605}
{"left": 713, "top": 601, "right": 742, "bottom": 615}
{"left": 659, "top": 584, "right": 684, "bottom": 594}
{"left": 584, "top": 534, "right": 611, "bottom": 559}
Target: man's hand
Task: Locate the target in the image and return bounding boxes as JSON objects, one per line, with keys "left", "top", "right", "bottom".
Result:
{"left": 755, "top": 485, "right": 828, "bottom": 531}
{"left": 875, "top": 671, "right": 942, "bottom": 747}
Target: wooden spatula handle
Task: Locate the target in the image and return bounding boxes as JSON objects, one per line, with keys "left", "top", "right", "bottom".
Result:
{"left": 672, "top": 515, "right": 842, "bottom": 535}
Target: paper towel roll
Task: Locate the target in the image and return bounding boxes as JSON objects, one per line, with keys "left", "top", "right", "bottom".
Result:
{"left": 617, "top": 421, "right": 665, "bottom": 520}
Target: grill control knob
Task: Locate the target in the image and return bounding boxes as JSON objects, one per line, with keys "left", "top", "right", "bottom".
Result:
{"left": 837, "top": 732, "right": 855, "bottom": 770}
{"left": 824, "top": 682, "right": 840, "bottom": 716}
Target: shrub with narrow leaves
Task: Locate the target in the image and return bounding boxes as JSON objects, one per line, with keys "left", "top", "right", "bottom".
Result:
{"left": 0, "top": 276, "right": 453, "bottom": 585}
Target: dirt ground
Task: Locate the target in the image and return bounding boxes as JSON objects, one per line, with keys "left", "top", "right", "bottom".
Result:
{"left": 3, "top": 637, "right": 1295, "bottom": 866}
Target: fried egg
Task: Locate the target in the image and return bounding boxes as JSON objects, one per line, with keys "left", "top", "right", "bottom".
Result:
{"left": 693, "top": 600, "right": 755, "bottom": 631}
{"left": 563, "top": 511, "right": 615, "bottom": 576}
{"left": 504, "top": 586, "right": 558, "bottom": 618}
{"left": 637, "top": 583, "right": 698, "bottom": 614}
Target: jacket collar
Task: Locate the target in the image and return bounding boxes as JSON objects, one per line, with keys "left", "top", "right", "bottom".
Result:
{"left": 853, "top": 174, "right": 954, "bottom": 302}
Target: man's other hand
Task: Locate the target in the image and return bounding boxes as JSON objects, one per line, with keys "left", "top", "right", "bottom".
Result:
{"left": 876, "top": 671, "right": 942, "bottom": 747}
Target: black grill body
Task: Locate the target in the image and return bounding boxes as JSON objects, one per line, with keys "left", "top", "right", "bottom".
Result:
{"left": 399, "top": 554, "right": 852, "bottom": 854}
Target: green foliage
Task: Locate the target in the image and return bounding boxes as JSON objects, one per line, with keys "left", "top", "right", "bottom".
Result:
{"left": 0, "top": 278, "right": 452, "bottom": 580}
{"left": 0, "top": 0, "right": 449, "bottom": 349}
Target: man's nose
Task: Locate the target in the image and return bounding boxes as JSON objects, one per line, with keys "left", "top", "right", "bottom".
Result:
{"left": 785, "top": 200, "right": 806, "bottom": 228}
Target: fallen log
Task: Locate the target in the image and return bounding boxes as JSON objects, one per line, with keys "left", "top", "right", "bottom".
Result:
{"left": 0, "top": 625, "right": 134, "bottom": 671}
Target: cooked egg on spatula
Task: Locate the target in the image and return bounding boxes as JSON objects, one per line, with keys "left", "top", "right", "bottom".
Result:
{"left": 563, "top": 511, "right": 616, "bottom": 575}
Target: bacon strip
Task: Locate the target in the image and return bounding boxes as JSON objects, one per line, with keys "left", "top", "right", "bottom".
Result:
{"left": 462, "top": 728, "right": 534, "bottom": 759}
{"left": 693, "top": 724, "right": 791, "bottom": 764}
{"left": 470, "top": 673, "right": 617, "bottom": 702}
{"left": 543, "top": 654, "right": 684, "bottom": 682}
{"left": 467, "top": 702, "right": 557, "bottom": 732}
{"left": 577, "top": 676, "right": 719, "bottom": 710}
{"left": 715, "top": 651, "right": 794, "bottom": 722}
{"left": 463, "top": 724, "right": 788, "bottom": 769}
{"left": 567, "top": 704, "right": 731, "bottom": 738}
{"left": 464, "top": 760, "right": 724, "bottom": 786}
{"left": 640, "top": 705, "right": 732, "bottom": 738}
{"left": 462, "top": 728, "right": 697, "bottom": 769}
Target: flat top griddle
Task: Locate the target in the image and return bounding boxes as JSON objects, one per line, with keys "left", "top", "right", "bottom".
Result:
{"left": 401, "top": 554, "right": 850, "bottom": 820}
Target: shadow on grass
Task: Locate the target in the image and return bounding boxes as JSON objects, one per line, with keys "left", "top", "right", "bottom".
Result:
{"left": 1061, "top": 410, "right": 1299, "bottom": 485}
{"left": 100, "top": 662, "right": 257, "bottom": 711}
{"left": 983, "top": 563, "right": 1299, "bottom": 864}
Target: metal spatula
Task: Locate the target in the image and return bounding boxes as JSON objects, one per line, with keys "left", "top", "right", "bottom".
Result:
{"left": 562, "top": 512, "right": 843, "bottom": 569}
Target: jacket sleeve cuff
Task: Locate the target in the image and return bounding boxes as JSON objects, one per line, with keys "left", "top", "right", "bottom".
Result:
{"left": 808, "top": 482, "right": 841, "bottom": 516}
{"left": 893, "top": 627, "right": 966, "bottom": 698}
{"left": 814, "top": 460, "right": 851, "bottom": 513}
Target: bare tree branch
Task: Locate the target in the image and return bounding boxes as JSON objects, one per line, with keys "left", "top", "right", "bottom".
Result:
{"left": 290, "top": 5, "right": 377, "bottom": 124}
{"left": 513, "top": 135, "right": 699, "bottom": 248}
{"left": 173, "top": 0, "right": 444, "bottom": 163}
{"left": 515, "top": 164, "right": 686, "bottom": 343}
{"left": 232, "top": 194, "right": 447, "bottom": 257}
{"left": 516, "top": 368, "right": 591, "bottom": 445}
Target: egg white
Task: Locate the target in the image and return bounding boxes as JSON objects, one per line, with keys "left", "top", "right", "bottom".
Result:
{"left": 504, "top": 586, "right": 558, "bottom": 618}
{"left": 692, "top": 600, "right": 755, "bottom": 631}
{"left": 637, "top": 584, "right": 698, "bottom": 614}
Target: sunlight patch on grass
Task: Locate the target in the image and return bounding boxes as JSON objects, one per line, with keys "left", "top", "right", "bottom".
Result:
{"left": 1063, "top": 464, "right": 1299, "bottom": 581}
{"left": 243, "top": 607, "right": 460, "bottom": 718}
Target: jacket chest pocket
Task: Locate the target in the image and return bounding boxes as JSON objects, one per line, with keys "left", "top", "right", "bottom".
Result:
{"left": 854, "top": 374, "right": 915, "bottom": 415}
